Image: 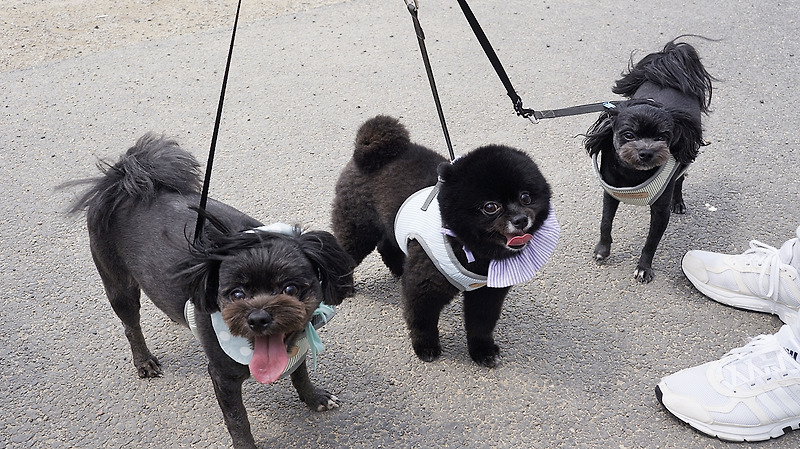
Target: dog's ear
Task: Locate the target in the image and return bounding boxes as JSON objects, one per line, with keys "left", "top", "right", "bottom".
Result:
{"left": 176, "top": 224, "right": 224, "bottom": 314}
{"left": 298, "top": 231, "right": 356, "bottom": 305}
{"left": 180, "top": 256, "right": 222, "bottom": 313}
{"left": 668, "top": 109, "right": 704, "bottom": 165}
{"left": 436, "top": 161, "right": 454, "bottom": 182}
{"left": 584, "top": 111, "right": 616, "bottom": 156}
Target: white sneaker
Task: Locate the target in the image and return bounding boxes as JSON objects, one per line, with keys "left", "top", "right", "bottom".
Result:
{"left": 656, "top": 324, "right": 800, "bottom": 441}
{"left": 682, "top": 225, "right": 800, "bottom": 323}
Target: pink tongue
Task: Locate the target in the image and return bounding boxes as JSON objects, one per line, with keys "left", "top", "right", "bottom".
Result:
{"left": 249, "top": 333, "right": 288, "bottom": 384}
{"left": 507, "top": 233, "right": 533, "bottom": 247}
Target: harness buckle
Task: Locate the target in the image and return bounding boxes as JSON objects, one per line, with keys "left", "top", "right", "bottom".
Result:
{"left": 513, "top": 98, "right": 539, "bottom": 124}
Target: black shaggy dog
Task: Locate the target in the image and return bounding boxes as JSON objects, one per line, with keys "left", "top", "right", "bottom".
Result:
{"left": 66, "top": 134, "right": 355, "bottom": 449}
{"left": 331, "top": 115, "right": 557, "bottom": 367}
{"left": 584, "top": 38, "right": 714, "bottom": 283}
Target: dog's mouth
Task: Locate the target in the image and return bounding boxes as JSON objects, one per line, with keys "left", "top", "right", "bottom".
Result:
{"left": 249, "top": 332, "right": 296, "bottom": 384}
{"left": 504, "top": 233, "right": 532, "bottom": 250}
{"left": 623, "top": 159, "right": 662, "bottom": 171}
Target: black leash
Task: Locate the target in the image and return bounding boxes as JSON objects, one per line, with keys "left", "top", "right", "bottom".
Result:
{"left": 455, "top": 0, "right": 618, "bottom": 121}
{"left": 454, "top": 0, "right": 534, "bottom": 119}
{"left": 404, "top": 0, "right": 455, "bottom": 161}
{"left": 194, "top": 0, "right": 243, "bottom": 242}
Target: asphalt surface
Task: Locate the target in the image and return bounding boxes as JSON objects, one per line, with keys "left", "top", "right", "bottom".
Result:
{"left": 2, "top": 0, "right": 799, "bottom": 448}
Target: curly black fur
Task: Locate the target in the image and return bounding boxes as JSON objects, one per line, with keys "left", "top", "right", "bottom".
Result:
{"left": 332, "top": 115, "right": 552, "bottom": 367}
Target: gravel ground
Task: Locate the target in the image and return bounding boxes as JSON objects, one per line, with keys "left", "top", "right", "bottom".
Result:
{"left": 4, "top": 0, "right": 344, "bottom": 72}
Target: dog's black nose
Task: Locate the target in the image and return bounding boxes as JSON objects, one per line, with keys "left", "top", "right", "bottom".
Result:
{"left": 511, "top": 214, "right": 529, "bottom": 230}
{"left": 247, "top": 309, "right": 272, "bottom": 332}
{"left": 638, "top": 150, "right": 654, "bottom": 162}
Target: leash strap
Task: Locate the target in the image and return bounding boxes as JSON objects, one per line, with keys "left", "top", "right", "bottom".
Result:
{"left": 404, "top": 0, "right": 455, "bottom": 161}
{"left": 535, "top": 101, "right": 620, "bottom": 119}
{"left": 455, "top": 0, "right": 619, "bottom": 121}
{"left": 455, "top": 0, "right": 534, "bottom": 119}
{"left": 194, "top": 0, "right": 243, "bottom": 242}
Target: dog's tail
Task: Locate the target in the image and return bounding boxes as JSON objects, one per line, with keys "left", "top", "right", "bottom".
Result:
{"left": 613, "top": 37, "right": 715, "bottom": 113}
{"left": 351, "top": 115, "right": 411, "bottom": 172}
{"left": 64, "top": 133, "right": 202, "bottom": 232}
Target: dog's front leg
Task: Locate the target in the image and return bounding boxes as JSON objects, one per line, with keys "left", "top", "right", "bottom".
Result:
{"left": 401, "top": 244, "right": 455, "bottom": 362}
{"left": 377, "top": 237, "right": 406, "bottom": 277}
{"left": 290, "top": 360, "right": 340, "bottom": 411}
{"left": 208, "top": 363, "right": 256, "bottom": 449}
{"left": 636, "top": 196, "right": 673, "bottom": 283}
{"left": 463, "top": 287, "right": 509, "bottom": 368}
{"left": 594, "top": 192, "right": 620, "bottom": 262}
{"left": 671, "top": 175, "right": 687, "bottom": 214}
{"left": 402, "top": 282, "right": 449, "bottom": 362}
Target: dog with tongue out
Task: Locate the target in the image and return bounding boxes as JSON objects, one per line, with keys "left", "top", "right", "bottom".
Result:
{"left": 66, "top": 134, "right": 355, "bottom": 449}
{"left": 332, "top": 115, "right": 559, "bottom": 368}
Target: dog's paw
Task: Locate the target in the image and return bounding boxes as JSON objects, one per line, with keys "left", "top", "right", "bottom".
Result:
{"left": 633, "top": 266, "right": 655, "bottom": 283}
{"left": 671, "top": 200, "right": 687, "bottom": 214}
{"left": 303, "top": 389, "right": 340, "bottom": 412}
{"left": 593, "top": 243, "right": 611, "bottom": 263}
{"left": 469, "top": 343, "right": 500, "bottom": 368}
{"left": 412, "top": 342, "right": 442, "bottom": 362}
{"left": 135, "top": 356, "right": 163, "bottom": 378}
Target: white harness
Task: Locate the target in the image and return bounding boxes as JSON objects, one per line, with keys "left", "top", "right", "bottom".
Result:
{"left": 592, "top": 153, "right": 688, "bottom": 206}
{"left": 394, "top": 186, "right": 488, "bottom": 291}
{"left": 394, "top": 186, "right": 560, "bottom": 291}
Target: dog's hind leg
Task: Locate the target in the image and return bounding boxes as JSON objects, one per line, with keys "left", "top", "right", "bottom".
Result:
{"left": 594, "top": 192, "right": 620, "bottom": 262}
{"left": 463, "top": 287, "right": 509, "bottom": 368}
{"left": 330, "top": 211, "right": 380, "bottom": 268}
{"left": 91, "top": 249, "right": 162, "bottom": 378}
{"left": 290, "top": 360, "right": 340, "bottom": 411}
{"left": 105, "top": 286, "right": 163, "bottom": 378}
{"left": 671, "top": 175, "right": 687, "bottom": 214}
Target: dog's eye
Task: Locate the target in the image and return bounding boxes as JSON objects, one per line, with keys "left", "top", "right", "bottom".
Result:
{"left": 622, "top": 131, "right": 635, "bottom": 140}
{"left": 655, "top": 135, "right": 668, "bottom": 142}
{"left": 230, "top": 288, "right": 246, "bottom": 301}
{"left": 481, "top": 202, "right": 501, "bottom": 215}
{"left": 519, "top": 192, "right": 532, "bottom": 205}
{"left": 282, "top": 284, "right": 299, "bottom": 296}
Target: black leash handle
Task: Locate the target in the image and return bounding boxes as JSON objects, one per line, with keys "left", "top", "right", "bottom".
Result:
{"left": 405, "top": 0, "right": 455, "bottom": 161}
{"left": 194, "top": 0, "right": 243, "bottom": 242}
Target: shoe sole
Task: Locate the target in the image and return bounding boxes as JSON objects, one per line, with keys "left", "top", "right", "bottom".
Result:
{"left": 656, "top": 384, "right": 800, "bottom": 442}
{"left": 681, "top": 254, "right": 798, "bottom": 324}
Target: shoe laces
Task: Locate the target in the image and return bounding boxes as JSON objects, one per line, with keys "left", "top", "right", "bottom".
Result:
{"left": 742, "top": 240, "right": 783, "bottom": 311}
{"left": 721, "top": 334, "right": 796, "bottom": 390}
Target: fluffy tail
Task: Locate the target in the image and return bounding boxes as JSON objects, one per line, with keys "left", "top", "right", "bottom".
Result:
{"left": 65, "top": 133, "right": 202, "bottom": 232}
{"left": 352, "top": 115, "right": 411, "bottom": 172}
{"left": 613, "top": 38, "right": 715, "bottom": 113}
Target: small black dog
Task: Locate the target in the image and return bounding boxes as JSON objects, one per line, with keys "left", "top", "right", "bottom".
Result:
{"left": 66, "top": 134, "right": 355, "bottom": 449}
{"left": 584, "top": 38, "right": 714, "bottom": 283}
{"left": 331, "top": 115, "right": 558, "bottom": 367}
